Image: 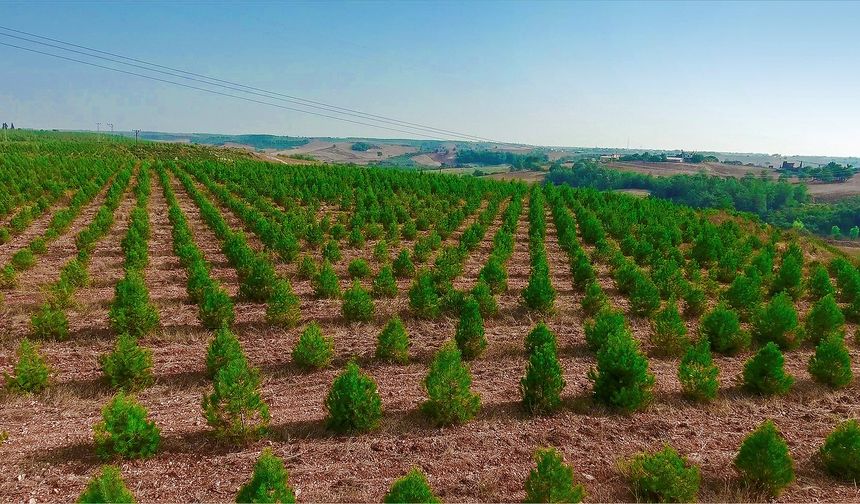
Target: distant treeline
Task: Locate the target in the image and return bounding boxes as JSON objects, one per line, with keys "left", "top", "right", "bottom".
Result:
{"left": 792, "top": 162, "right": 856, "bottom": 183}
{"left": 138, "top": 132, "right": 309, "bottom": 151}
{"left": 619, "top": 152, "right": 719, "bottom": 163}
{"left": 456, "top": 149, "right": 547, "bottom": 170}
{"left": 547, "top": 161, "right": 860, "bottom": 236}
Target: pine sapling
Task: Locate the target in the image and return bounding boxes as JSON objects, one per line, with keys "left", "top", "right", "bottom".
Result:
{"left": 325, "top": 361, "right": 383, "bottom": 433}
{"left": 100, "top": 334, "right": 153, "bottom": 391}
{"left": 819, "top": 420, "right": 860, "bottom": 482}
{"left": 342, "top": 281, "right": 375, "bottom": 322}
{"left": 383, "top": 468, "right": 441, "bottom": 504}
{"left": 422, "top": 341, "right": 480, "bottom": 426}
{"left": 455, "top": 296, "right": 487, "bottom": 360}
{"left": 808, "top": 333, "right": 853, "bottom": 388}
{"left": 4, "top": 338, "right": 50, "bottom": 394}
{"left": 236, "top": 448, "right": 296, "bottom": 503}
{"left": 624, "top": 445, "right": 701, "bottom": 503}
{"left": 523, "top": 447, "right": 586, "bottom": 503}
{"left": 292, "top": 322, "right": 333, "bottom": 370}
{"left": 650, "top": 301, "right": 689, "bottom": 357}
{"left": 521, "top": 342, "right": 566, "bottom": 416}
{"left": 734, "top": 420, "right": 795, "bottom": 497}
{"left": 78, "top": 466, "right": 136, "bottom": 504}
{"left": 677, "top": 339, "right": 719, "bottom": 402}
{"left": 93, "top": 392, "right": 161, "bottom": 460}
{"left": 375, "top": 317, "right": 410, "bottom": 364}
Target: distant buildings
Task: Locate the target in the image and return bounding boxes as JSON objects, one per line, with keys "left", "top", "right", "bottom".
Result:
{"left": 781, "top": 161, "right": 803, "bottom": 170}
{"left": 665, "top": 157, "right": 684, "bottom": 163}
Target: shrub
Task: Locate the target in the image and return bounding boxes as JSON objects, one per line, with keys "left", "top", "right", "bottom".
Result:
{"left": 525, "top": 322, "right": 557, "bottom": 355}
{"left": 186, "top": 261, "right": 211, "bottom": 303}
{"left": 11, "top": 248, "right": 35, "bottom": 270}
{"left": 807, "top": 263, "right": 835, "bottom": 301}
{"left": 383, "top": 468, "right": 440, "bottom": 504}
{"left": 589, "top": 331, "right": 654, "bottom": 413}
{"left": 677, "top": 339, "right": 719, "bottom": 402}
{"left": 523, "top": 447, "right": 586, "bottom": 504}
{"left": 296, "top": 255, "right": 317, "bottom": 280}
{"left": 752, "top": 291, "right": 800, "bottom": 349}
{"left": 808, "top": 333, "right": 853, "bottom": 388}
{"left": 700, "top": 305, "right": 749, "bottom": 355}
{"left": 523, "top": 258, "right": 555, "bottom": 313}
{"left": 521, "top": 342, "right": 565, "bottom": 416}
{"left": 650, "top": 302, "right": 689, "bottom": 357}
{"left": 325, "top": 361, "right": 382, "bottom": 433}
{"left": 322, "top": 239, "right": 342, "bottom": 262}
{"left": 376, "top": 317, "right": 410, "bottom": 364}
{"left": 471, "top": 279, "right": 498, "bottom": 318}
{"left": 373, "top": 240, "right": 390, "bottom": 263}
{"left": 238, "top": 258, "right": 276, "bottom": 302}
{"left": 581, "top": 280, "right": 608, "bottom": 317}
{"left": 313, "top": 260, "right": 341, "bottom": 299}
{"left": 342, "top": 281, "right": 375, "bottom": 322}
{"left": 372, "top": 265, "right": 398, "bottom": 298}
{"left": 629, "top": 276, "right": 661, "bottom": 317}
{"left": 0, "top": 264, "right": 17, "bottom": 288}
{"left": 819, "top": 420, "right": 860, "bottom": 481}
{"left": 236, "top": 448, "right": 296, "bottom": 503}
{"left": 78, "top": 466, "right": 135, "bottom": 504}
{"left": 570, "top": 251, "right": 595, "bottom": 291}
{"left": 202, "top": 355, "right": 270, "bottom": 441}
{"left": 265, "top": 279, "right": 300, "bottom": 328}
{"left": 30, "top": 303, "right": 69, "bottom": 340}
{"left": 109, "top": 272, "right": 159, "bottom": 338}
{"left": 4, "top": 338, "right": 50, "bottom": 394}
{"left": 804, "top": 294, "right": 845, "bottom": 345}
{"left": 422, "top": 341, "right": 480, "bottom": 426}
{"left": 734, "top": 420, "right": 795, "bottom": 496}
{"left": 723, "top": 275, "right": 761, "bottom": 320}
{"left": 100, "top": 334, "right": 153, "bottom": 391}
{"left": 409, "top": 270, "right": 440, "bottom": 319}
{"left": 206, "top": 327, "right": 244, "bottom": 378}
{"left": 479, "top": 255, "right": 508, "bottom": 294}
{"left": 60, "top": 258, "right": 89, "bottom": 288}
{"left": 743, "top": 342, "right": 793, "bottom": 396}
{"left": 584, "top": 308, "right": 626, "bottom": 352}
{"left": 93, "top": 392, "right": 160, "bottom": 460}
{"left": 682, "top": 285, "right": 707, "bottom": 317}
{"left": 348, "top": 227, "right": 365, "bottom": 249}
{"left": 292, "top": 322, "right": 333, "bottom": 370}
{"left": 625, "top": 445, "right": 700, "bottom": 503}
{"left": 200, "top": 285, "right": 236, "bottom": 329}
{"left": 348, "top": 259, "right": 371, "bottom": 279}
{"left": 393, "top": 249, "right": 415, "bottom": 278}
{"left": 455, "top": 296, "right": 487, "bottom": 360}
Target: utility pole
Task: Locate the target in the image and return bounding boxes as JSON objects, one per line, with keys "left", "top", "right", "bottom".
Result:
{"left": 107, "top": 123, "right": 114, "bottom": 136}
{"left": 96, "top": 122, "right": 101, "bottom": 141}
{"left": 133, "top": 129, "right": 141, "bottom": 143}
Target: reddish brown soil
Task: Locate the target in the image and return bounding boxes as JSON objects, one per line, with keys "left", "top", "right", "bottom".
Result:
{"left": 1, "top": 181, "right": 859, "bottom": 503}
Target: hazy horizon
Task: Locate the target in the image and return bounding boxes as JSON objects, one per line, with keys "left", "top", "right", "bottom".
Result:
{"left": 3, "top": 1, "right": 859, "bottom": 157}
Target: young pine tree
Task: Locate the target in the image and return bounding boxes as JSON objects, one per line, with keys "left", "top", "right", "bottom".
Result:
{"left": 455, "top": 296, "right": 487, "bottom": 360}
{"left": 523, "top": 258, "right": 556, "bottom": 313}
{"left": 235, "top": 448, "right": 296, "bottom": 504}
{"left": 265, "top": 279, "right": 301, "bottom": 328}
{"left": 202, "top": 355, "right": 270, "bottom": 442}
{"left": 393, "top": 249, "right": 415, "bottom": 278}
{"left": 584, "top": 308, "right": 627, "bottom": 352}
{"left": 4, "top": 338, "right": 50, "bottom": 394}
{"left": 677, "top": 339, "right": 719, "bottom": 402}
{"left": 807, "top": 263, "right": 835, "bottom": 302}
{"left": 341, "top": 281, "right": 375, "bottom": 322}
{"left": 383, "top": 468, "right": 441, "bottom": 504}
{"left": 479, "top": 255, "right": 508, "bottom": 294}
{"left": 325, "top": 361, "right": 383, "bottom": 433}
{"left": 372, "top": 264, "right": 398, "bottom": 298}
{"left": 99, "top": 334, "right": 153, "bottom": 391}
{"left": 589, "top": 331, "right": 655, "bottom": 413}
{"left": 93, "top": 392, "right": 161, "bottom": 460}
{"left": 206, "top": 327, "right": 244, "bottom": 378}
{"left": 700, "top": 305, "right": 750, "bottom": 355}
{"left": 292, "top": 323, "right": 334, "bottom": 370}
{"left": 200, "top": 285, "right": 236, "bottom": 330}
{"left": 520, "top": 342, "right": 566, "bottom": 416}
{"left": 109, "top": 272, "right": 159, "bottom": 338}
{"left": 625, "top": 445, "right": 701, "bottom": 503}
{"left": 313, "top": 260, "right": 341, "bottom": 299}
{"left": 650, "top": 301, "right": 689, "bottom": 357}
{"left": 525, "top": 322, "right": 557, "bottom": 355}
{"left": 347, "top": 259, "right": 371, "bottom": 279}
{"left": 422, "top": 341, "right": 480, "bottom": 426}
{"left": 375, "top": 317, "right": 410, "bottom": 364}
{"left": 808, "top": 333, "right": 853, "bottom": 388}
{"left": 523, "top": 447, "right": 586, "bottom": 504}
{"left": 751, "top": 291, "right": 800, "bottom": 350}
{"left": 743, "top": 342, "right": 794, "bottom": 396}
{"left": 734, "top": 420, "right": 795, "bottom": 497}
{"left": 471, "top": 278, "right": 499, "bottom": 318}
{"left": 408, "top": 270, "right": 441, "bottom": 319}
{"left": 804, "top": 294, "right": 845, "bottom": 345}
{"left": 819, "top": 420, "right": 860, "bottom": 482}
{"left": 30, "top": 302, "right": 69, "bottom": 340}
{"left": 78, "top": 466, "right": 136, "bottom": 504}
{"left": 581, "top": 280, "right": 608, "bottom": 317}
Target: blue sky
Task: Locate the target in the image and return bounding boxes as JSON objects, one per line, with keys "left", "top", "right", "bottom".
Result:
{"left": 2, "top": 1, "right": 858, "bottom": 155}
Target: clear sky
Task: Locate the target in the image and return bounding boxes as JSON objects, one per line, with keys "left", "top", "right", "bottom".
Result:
{"left": 2, "top": 1, "right": 858, "bottom": 156}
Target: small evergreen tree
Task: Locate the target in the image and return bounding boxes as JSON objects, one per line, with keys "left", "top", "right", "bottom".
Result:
{"left": 100, "top": 334, "right": 153, "bottom": 391}
{"left": 200, "top": 285, "right": 235, "bottom": 329}
{"left": 235, "top": 448, "right": 296, "bottom": 503}
{"left": 819, "top": 420, "right": 860, "bottom": 482}
{"left": 322, "top": 239, "right": 342, "bottom": 262}
{"left": 807, "top": 263, "right": 835, "bottom": 301}
{"left": 348, "top": 259, "right": 371, "bottom": 279}
{"left": 584, "top": 308, "right": 626, "bottom": 352}
{"left": 292, "top": 322, "right": 333, "bottom": 370}
{"left": 700, "top": 305, "right": 750, "bottom": 355}
{"left": 650, "top": 302, "right": 689, "bottom": 357}
{"left": 30, "top": 303, "right": 69, "bottom": 340}
{"left": 4, "top": 338, "right": 50, "bottom": 394}
{"left": 771, "top": 251, "right": 803, "bottom": 299}
{"left": 383, "top": 468, "right": 440, "bottom": 504}
{"left": 629, "top": 275, "right": 661, "bottom": 317}
{"left": 723, "top": 275, "right": 761, "bottom": 320}
{"left": 625, "top": 445, "right": 701, "bottom": 503}
{"left": 677, "top": 339, "right": 719, "bottom": 402}
{"left": 581, "top": 280, "right": 608, "bottom": 317}
{"left": 376, "top": 317, "right": 410, "bottom": 364}
{"left": 78, "top": 466, "right": 135, "bottom": 504}
{"left": 479, "top": 255, "right": 508, "bottom": 294}
{"left": 734, "top": 420, "right": 795, "bottom": 497}
{"left": 521, "top": 342, "right": 566, "bottom": 416}
{"left": 325, "top": 361, "right": 383, "bottom": 433}
{"left": 313, "top": 260, "right": 341, "bottom": 299}
{"left": 393, "top": 249, "right": 415, "bottom": 278}
{"left": 372, "top": 265, "right": 398, "bottom": 298}
{"left": 523, "top": 258, "right": 555, "bottom": 313}
{"left": 454, "top": 296, "right": 487, "bottom": 360}
{"left": 804, "top": 294, "right": 845, "bottom": 345}
{"left": 109, "top": 272, "right": 159, "bottom": 338}
{"left": 409, "top": 270, "right": 440, "bottom": 319}
{"left": 523, "top": 447, "right": 586, "bottom": 504}
{"left": 589, "top": 331, "right": 655, "bottom": 413}
{"left": 525, "top": 322, "right": 557, "bottom": 355}
{"left": 808, "top": 333, "right": 853, "bottom": 388}
{"left": 93, "top": 392, "right": 161, "bottom": 460}
{"left": 295, "top": 255, "right": 317, "bottom": 280}
{"left": 202, "top": 355, "right": 270, "bottom": 441}
{"left": 265, "top": 279, "right": 301, "bottom": 328}
{"left": 743, "top": 342, "right": 793, "bottom": 396}
{"left": 752, "top": 291, "right": 800, "bottom": 349}
{"left": 206, "top": 327, "right": 243, "bottom": 378}
{"left": 471, "top": 279, "right": 498, "bottom": 318}
{"left": 422, "top": 341, "right": 480, "bottom": 426}
{"left": 682, "top": 284, "right": 707, "bottom": 317}
{"left": 342, "top": 281, "right": 375, "bottom": 322}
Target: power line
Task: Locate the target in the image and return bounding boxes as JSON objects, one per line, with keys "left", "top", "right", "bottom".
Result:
{"left": 0, "top": 26, "right": 514, "bottom": 145}
{"left": 0, "top": 40, "right": 468, "bottom": 141}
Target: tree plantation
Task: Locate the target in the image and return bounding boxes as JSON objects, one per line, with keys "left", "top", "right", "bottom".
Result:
{"left": 1, "top": 131, "right": 859, "bottom": 502}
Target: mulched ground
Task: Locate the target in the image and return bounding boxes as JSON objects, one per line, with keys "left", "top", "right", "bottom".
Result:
{"left": 1, "top": 179, "right": 859, "bottom": 503}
